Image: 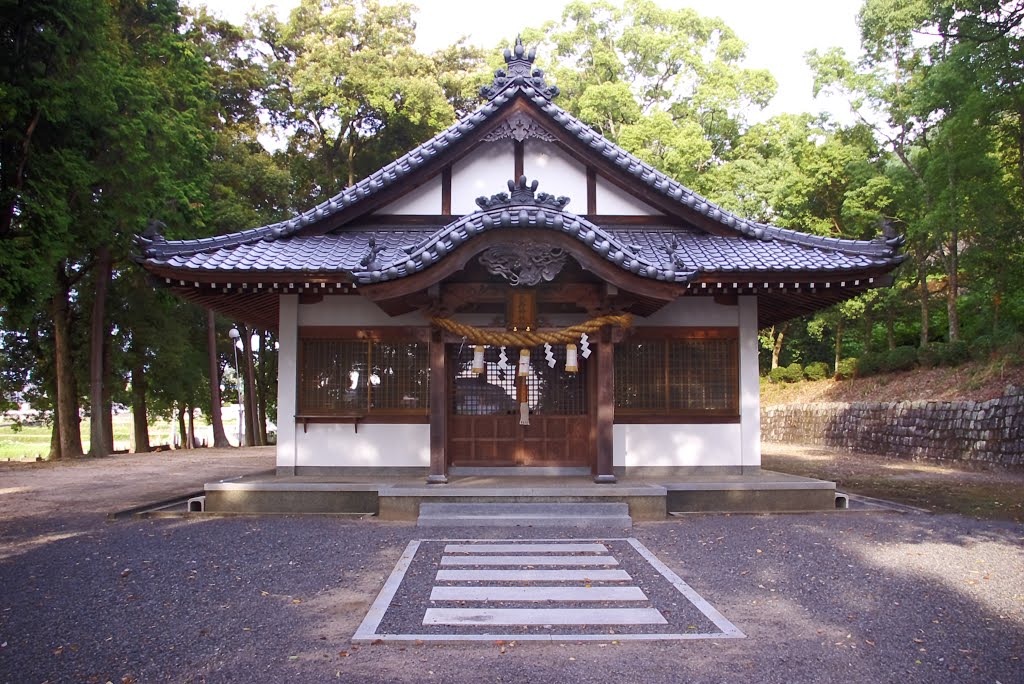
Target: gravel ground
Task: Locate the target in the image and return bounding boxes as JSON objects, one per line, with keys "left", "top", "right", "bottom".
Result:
{"left": 1, "top": 511, "right": 1022, "bottom": 684}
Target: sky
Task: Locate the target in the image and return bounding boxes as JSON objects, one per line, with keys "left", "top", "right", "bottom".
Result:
{"left": 192, "top": 0, "right": 865, "bottom": 123}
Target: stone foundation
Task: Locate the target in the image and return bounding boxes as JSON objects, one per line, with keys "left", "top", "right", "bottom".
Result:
{"left": 761, "top": 386, "right": 1023, "bottom": 468}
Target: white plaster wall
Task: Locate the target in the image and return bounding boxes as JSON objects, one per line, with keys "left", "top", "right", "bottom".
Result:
{"left": 636, "top": 297, "right": 739, "bottom": 327}
{"left": 595, "top": 175, "right": 661, "bottom": 215}
{"left": 376, "top": 175, "right": 441, "bottom": 214}
{"left": 276, "top": 295, "right": 298, "bottom": 470}
{"left": 738, "top": 296, "right": 761, "bottom": 467}
{"left": 609, "top": 296, "right": 756, "bottom": 469}
{"left": 295, "top": 423, "right": 430, "bottom": 467}
{"left": 278, "top": 295, "right": 431, "bottom": 470}
{"left": 298, "top": 296, "right": 428, "bottom": 326}
{"left": 613, "top": 424, "right": 742, "bottom": 467}
{"left": 451, "top": 141, "right": 515, "bottom": 213}
{"left": 524, "top": 140, "right": 587, "bottom": 209}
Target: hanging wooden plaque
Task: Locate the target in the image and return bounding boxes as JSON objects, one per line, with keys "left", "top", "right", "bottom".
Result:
{"left": 506, "top": 290, "right": 537, "bottom": 332}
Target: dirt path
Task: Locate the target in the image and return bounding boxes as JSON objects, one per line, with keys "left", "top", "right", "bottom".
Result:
{"left": 763, "top": 442, "right": 1024, "bottom": 521}
{"left": 0, "top": 446, "right": 274, "bottom": 523}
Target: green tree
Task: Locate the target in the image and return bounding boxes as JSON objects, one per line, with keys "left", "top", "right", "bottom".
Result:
{"left": 255, "top": 0, "right": 466, "bottom": 202}
{"left": 525, "top": 0, "right": 776, "bottom": 186}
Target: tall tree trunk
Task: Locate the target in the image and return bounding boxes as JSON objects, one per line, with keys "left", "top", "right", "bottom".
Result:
{"left": 206, "top": 310, "right": 230, "bottom": 448}
{"left": 918, "top": 259, "right": 930, "bottom": 347}
{"left": 946, "top": 230, "right": 960, "bottom": 342}
{"left": 177, "top": 404, "right": 187, "bottom": 449}
{"left": 834, "top": 318, "right": 844, "bottom": 374}
{"left": 88, "top": 245, "right": 112, "bottom": 457}
{"left": 886, "top": 308, "right": 896, "bottom": 350}
{"left": 49, "top": 415, "right": 61, "bottom": 461}
{"left": 240, "top": 324, "right": 258, "bottom": 446}
{"left": 188, "top": 406, "right": 196, "bottom": 448}
{"left": 347, "top": 141, "right": 355, "bottom": 187}
{"left": 771, "top": 323, "right": 787, "bottom": 370}
{"left": 131, "top": 355, "right": 150, "bottom": 453}
{"left": 51, "top": 272, "right": 83, "bottom": 460}
{"left": 102, "top": 333, "right": 114, "bottom": 451}
{"left": 862, "top": 298, "right": 874, "bottom": 354}
{"left": 256, "top": 332, "right": 268, "bottom": 446}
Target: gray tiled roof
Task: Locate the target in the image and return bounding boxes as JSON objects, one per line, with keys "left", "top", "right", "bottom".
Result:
{"left": 143, "top": 216, "right": 898, "bottom": 284}
{"left": 136, "top": 47, "right": 905, "bottom": 279}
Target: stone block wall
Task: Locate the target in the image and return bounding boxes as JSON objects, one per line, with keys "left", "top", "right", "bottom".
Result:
{"left": 761, "top": 386, "right": 1023, "bottom": 468}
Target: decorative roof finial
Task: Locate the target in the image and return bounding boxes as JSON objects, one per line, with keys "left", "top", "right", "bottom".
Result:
{"left": 475, "top": 176, "right": 571, "bottom": 211}
{"left": 480, "top": 37, "right": 560, "bottom": 101}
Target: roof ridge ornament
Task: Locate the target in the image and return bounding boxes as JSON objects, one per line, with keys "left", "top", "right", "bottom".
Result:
{"left": 480, "top": 36, "right": 560, "bottom": 101}
{"left": 475, "top": 176, "right": 571, "bottom": 211}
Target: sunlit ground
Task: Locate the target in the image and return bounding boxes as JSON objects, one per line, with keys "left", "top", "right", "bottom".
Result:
{"left": 763, "top": 442, "right": 1024, "bottom": 521}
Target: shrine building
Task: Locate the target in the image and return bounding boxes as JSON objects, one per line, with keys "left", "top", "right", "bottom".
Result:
{"left": 134, "top": 41, "right": 904, "bottom": 514}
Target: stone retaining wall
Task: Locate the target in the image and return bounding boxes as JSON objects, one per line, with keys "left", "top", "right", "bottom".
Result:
{"left": 761, "top": 386, "right": 1023, "bottom": 468}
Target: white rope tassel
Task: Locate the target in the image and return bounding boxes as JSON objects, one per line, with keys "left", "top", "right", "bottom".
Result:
{"left": 472, "top": 345, "right": 485, "bottom": 374}
{"left": 518, "top": 348, "right": 531, "bottom": 377}
{"left": 565, "top": 343, "right": 578, "bottom": 373}
{"left": 519, "top": 401, "right": 530, "bottom": 425}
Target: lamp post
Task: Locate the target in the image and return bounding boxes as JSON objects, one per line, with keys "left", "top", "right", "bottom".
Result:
{"left": 228, "top": 326, "right": 243, "bottom": 446}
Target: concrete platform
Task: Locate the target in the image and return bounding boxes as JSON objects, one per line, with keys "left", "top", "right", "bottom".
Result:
{"left": 416, "top": 502, "right": 633, "bottom": 528}
{"left": 201, "top": 469, "right": 837, "bottom": 518}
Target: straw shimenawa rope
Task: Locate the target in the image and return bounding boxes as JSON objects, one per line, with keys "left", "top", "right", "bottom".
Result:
{"left": 430, "top": 313, "right": 632, "bottom": 346}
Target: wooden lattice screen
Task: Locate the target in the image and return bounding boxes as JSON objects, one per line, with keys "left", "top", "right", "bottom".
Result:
{"left": 614, "top": 333, "right": 738, "bottom": 417}
{"left": 449, "top": 345, "right": 587, "bottom": 416}
{"left": 298, "top": 339, "right": 429, "bottom": 415}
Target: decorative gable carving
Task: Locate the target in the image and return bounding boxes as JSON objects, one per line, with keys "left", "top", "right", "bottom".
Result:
{"left": 482, "top": 112, "right": 557, "bottom": 143}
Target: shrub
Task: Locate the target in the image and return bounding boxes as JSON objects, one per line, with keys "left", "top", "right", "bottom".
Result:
{"left": 970, "top": 335, "right": 995, "bottom": 362}
{"left": 803, "top": 361, "right": 830, "bottom": 381}
{"left": 857, "top": 352, "right": 885, "bottom": 377}
{"left": 918, "top": 344, "right": 940, "bottom": 368}
{"left": 769, "top": 363, "right": 804, "bottom": 383}
{"left": 834, "top": 357, "right": 857, "bottom": 380}
{"left": 995, "top": 331, "right": 1024, "bottom": 355}
{"left": 882, "top": 345, "right": 919, "bottom": 372}
{"left": 939, "top": 340, "right": 969, "bottom": 366}
{"left": 783, "top": 362, "right": 804, "bottom": 383}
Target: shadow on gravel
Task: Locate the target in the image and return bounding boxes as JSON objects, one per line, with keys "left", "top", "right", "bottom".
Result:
{"left": 0, "top": 515, "right": 1020, "bottom": 684}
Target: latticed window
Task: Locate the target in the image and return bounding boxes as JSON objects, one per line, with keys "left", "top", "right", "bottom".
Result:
{"left": 298, "top": 338, "right": 429, "bottom": 416}
{"left": 448, "top": 344, "right": 587, "bottom": 416}
{"left": 614, "top": 331, "right": 739, "bottom": 419}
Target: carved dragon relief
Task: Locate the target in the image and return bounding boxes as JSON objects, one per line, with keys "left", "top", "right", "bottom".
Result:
{"left": 478, "top": 241, "right": 568, "bottom": 287}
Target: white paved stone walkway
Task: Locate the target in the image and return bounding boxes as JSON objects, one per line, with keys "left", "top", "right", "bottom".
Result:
{"left": 353, "top": 538, "right": 745, "bottom": 642}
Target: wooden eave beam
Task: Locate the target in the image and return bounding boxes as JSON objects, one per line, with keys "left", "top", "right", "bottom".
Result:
{"left": 143, "top": 264, "right": 356, "bottom": 288}
{"left": 439, "top": 282, "right": 606, "bottom": 309}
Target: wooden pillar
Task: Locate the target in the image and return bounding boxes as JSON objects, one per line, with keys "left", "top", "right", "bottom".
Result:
{"left": 594, "top": 326, "right": 616, "bottom": 483}
{"left": 427, "top": 330, "right": 448, "bottom": 484}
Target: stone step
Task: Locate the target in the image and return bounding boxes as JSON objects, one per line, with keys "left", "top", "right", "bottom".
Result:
{"left": 416, "top": 502, "right": 632, "bottom": 528}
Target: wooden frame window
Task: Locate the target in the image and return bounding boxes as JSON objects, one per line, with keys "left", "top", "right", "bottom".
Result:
{"left": 613, "top": 328, "right": 739, "bottom": 422}
{"left": 298, "top": 329, "right": 430, "bottom": 420}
